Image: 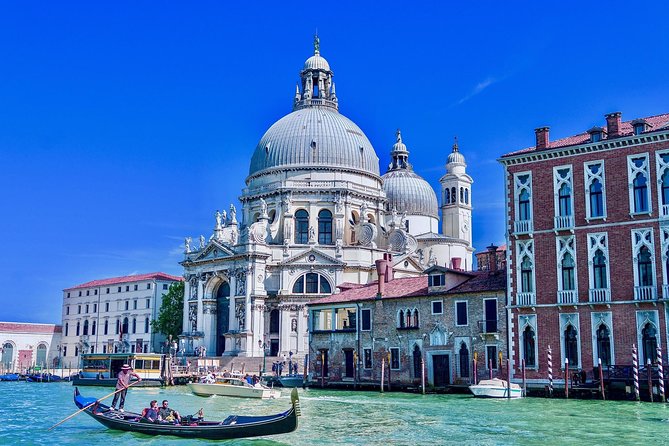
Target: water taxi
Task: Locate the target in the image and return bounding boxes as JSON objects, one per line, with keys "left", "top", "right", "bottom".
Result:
{"left": 188, "top": 377, "right": 281, "bottom": 399}
{"left": 469, "top": 378, "right": 523, "bottom": 398}
{"left": 72, "top": 353, "right": 166, "bottom": 387}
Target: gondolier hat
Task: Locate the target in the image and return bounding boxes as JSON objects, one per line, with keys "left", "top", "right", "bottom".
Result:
{"left": 121, "top": 364, "right": 132, "bottom": 370}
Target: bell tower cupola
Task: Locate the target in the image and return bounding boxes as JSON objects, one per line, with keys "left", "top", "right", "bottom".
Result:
{"left": 294, "top": 35, "right": 338, "bottom": 111}
{"left": 439, "top": 137, "right": 473, "bottom": 245}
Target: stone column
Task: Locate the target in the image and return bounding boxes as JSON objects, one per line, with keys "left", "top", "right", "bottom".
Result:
{"left": 182, "top": 279, "right": 191, "bottom": 335}
{"left": 196, "top": 278, "right": 205, "bottom": 333}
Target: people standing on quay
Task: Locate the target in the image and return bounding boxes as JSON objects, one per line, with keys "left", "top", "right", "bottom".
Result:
{"left": 111, "top": 364, "right": 141, "bottom": 412}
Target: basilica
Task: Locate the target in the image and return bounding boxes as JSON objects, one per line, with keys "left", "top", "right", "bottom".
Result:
{"left": 179, "top": 38, "right": 474, "bottom": 359}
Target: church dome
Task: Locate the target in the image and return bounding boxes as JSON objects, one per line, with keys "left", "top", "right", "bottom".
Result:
{"left": 381, "top": 130, "right": 438, "bottom": 218}
{"left": 303, "top": 54, "right": 330, "bottom": 71}
{"left": 247, "top": 106, "right": 380, "bottom": 180}
{"left": 447, "top": 138, "right": 466, "bottom": 165}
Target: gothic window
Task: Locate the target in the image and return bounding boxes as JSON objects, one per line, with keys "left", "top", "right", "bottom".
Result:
{"left": 628, "top": 155, "right": 651, "bottom": 214}
{"left": 596, "top": 323, "right": 611, "bottom": 367}
{"left": 593, "top": 250, "right": 607, "bottom": 289}
{"left": 515, "top": 173, "right": 532, "bottom": 222}
{"left": 292, "top": 273, "right": 332, "bottom": 294}
{"left": 638, "top": 247, "right": 653, "bottom": 287}
{"left": 318, "top": 209, "right": 333, "bottom": 245}
{"left": 295, "top": 209, "right": 309, "bottom": 244}
{"left": 632, "top": 229, "right": 656, "bottom": 290}
{"left": 82, "top": 319, "right": 89, "bottom": 336}
{"left": 642, "top": 323, "right": 658, "bottom": 364}
{"left": 558, "top": 184, "right": 572, "bottom": 216}
{"left": 521, "top": 256, "right": 533, "bottom": 293}
{"left": 656, "top": 152, "right": 669, "bottom": 215}
{"left": 564, "top": 324, "right": 579, "bottom": 367}
{"left": 523, "top": 326, "right": 536, "bottom": 367}
{"left": 413, "top": 345, "right": 422, "bottom": 378}
{"left": 589, "top": 179, "right": 604, "bottom": 217}
{"left": 561, "top": 253, "right": 576, "bottom": 291}
{"left": 554, "top": 167, "right": 573, "bottom": 217}
{"left": 413, "top": 309, "right": 419, "bottom": 327}
{"left": 459, "top": 342, "right": 470, "bottom": 378}
{"left": 398, "top": 310, "right": 405, "bottom": 328}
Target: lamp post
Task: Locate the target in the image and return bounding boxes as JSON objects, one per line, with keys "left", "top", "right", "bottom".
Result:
{"left": 258, "top": 340, "right": 267, "bottom": 374}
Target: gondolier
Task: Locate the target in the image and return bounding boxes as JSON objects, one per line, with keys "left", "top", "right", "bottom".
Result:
{"left": 111, "top": 364, "right": 141, "bottom": 411}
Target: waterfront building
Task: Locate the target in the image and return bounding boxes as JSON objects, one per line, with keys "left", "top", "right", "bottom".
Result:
{"left": 500, "top": 111, "right": 669, "bottom": 381}
{"left": 180, "top": 37, "right": 475, "bottom": 361}
{"left": 60, "top": 272, "right": 182, "bottom": 367}
{"left": 475, "top": 244, "right": 506, "bottom": 272}
{"left": 306, "top": 252, "right": 506, "bottom": 387}
{"left": 0, "top": 322, "right": 61, "bottom": 373}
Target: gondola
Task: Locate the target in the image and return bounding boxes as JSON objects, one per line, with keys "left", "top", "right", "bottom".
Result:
{"left": 73, "top": 387, "right": 301, "bottom": 440}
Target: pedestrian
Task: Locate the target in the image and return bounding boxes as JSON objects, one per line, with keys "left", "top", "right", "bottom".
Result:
{"left": 111, "top": 364, "right": 141, "bottom": 412}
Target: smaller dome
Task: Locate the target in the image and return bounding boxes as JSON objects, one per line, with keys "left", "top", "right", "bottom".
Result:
{"left": 447, "top": 137, "right": 466, "bottom": 165}
{"left": 303, "top": 54, "right": 330, "bottom": 72}
{"left": 382, "top": 170, "right": 439, "bottom": 218}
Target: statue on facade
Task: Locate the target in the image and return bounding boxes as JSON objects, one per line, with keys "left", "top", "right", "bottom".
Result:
{"left": 308, "top": 225, "right": 316, "bottom": 243}
{"left": 428, "top": 248, "right": 437, "bottom": 267}
{"left": 334, "top": 192, "right": 343, "bottom": 214}
{"left": 199, "top": 235, "right": 205, "bottom": 249}
{"left": 215, "top": 210, "right": 222, "bottom": 229}
{"left": 184, "top": 237, "right": 192, "bottom": 253}
{"left": 260, "top": 197, "right": 268, "bottom": 218}
{"left": 360, "top": 202, "right": 368, "bottom": 223}
{"left": 230, "top": 204, "right": 237, "bottom": 224}
{"left": 282, "top": 193, "right": 292, "bottom": 213}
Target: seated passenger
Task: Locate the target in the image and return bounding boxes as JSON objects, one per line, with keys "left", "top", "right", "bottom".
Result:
{"left": 158, "top": 400, "right": 181, "bottom": 424}
{"left": 141, "top": 400, "right": 160, "bottom": 423}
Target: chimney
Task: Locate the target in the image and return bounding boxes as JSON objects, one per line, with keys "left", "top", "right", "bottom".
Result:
{"left": 452, "top": 257, "right": 462, "bottom": 271}
{"left": 535, "top": 127, "right": 550, "bottom": 150}
{"left": 375, "top": 259, "right": 386, "bottom": 298}
{"left": 487, "top": 244, "right": 498, "bottom": 272}
{"left": 605, "top": 112, "right": 622, "bottom": 138}
{"left": 384, "top": 253, "right": 394, "bottom": 282}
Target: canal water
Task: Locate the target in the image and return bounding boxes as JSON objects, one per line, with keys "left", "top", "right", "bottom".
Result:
{"left": 1, "top": 382, "right": 668, "bottom": 445}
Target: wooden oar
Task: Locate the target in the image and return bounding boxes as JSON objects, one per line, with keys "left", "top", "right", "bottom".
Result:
{"left": 48, "top": 380, "right": 141, "bottom": 430}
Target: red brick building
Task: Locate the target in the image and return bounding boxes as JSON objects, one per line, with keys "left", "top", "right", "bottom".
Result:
{"left": 500, "top": 111, "right": 669, "bottom": 383}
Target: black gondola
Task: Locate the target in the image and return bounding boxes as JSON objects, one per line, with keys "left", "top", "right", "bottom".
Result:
{"left": 73, "top": 387, "right": 301, "bottom": 440}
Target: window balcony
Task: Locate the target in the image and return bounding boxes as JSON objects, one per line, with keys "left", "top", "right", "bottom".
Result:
{"left": 557, "top": 290, "right": 578, "bottom": 304}
{"left": 634, "top": 285, "right": 657, "bottom": 301}
{"left": 554, "top": 215, "right": 574, "bottom": 231}
{"left": 514, "top": 220, "right": 533, "bottom": 235}
{"left": 517, "top": 292, "right": 536, "bottom": 306}
{"left": 588, "top": 288, "right": 611, "bottom": 303}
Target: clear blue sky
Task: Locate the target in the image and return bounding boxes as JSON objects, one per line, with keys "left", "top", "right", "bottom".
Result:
{"left": 1, "top": 1, "right": 668, "bottom": 323}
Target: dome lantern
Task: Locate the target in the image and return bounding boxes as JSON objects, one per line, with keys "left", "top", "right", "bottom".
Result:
{"left": 294, "top": 34, "right": 338, "bottom": 111}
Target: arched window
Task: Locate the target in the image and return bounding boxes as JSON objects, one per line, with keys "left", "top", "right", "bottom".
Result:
{"left": 76, "top": 322, "right": 80, "bottom": 336}
{"left": 464, "top": 188, "right": 469, "bottom": 205}
{"left": 593, "top": 249, "right": 607, "bottom": 289}
{"left": 91, "top": 320, "right": 96, "bottom": 336}
{"left": 445, "top": 189, "right": 450, "bottom": 204}
{"left": 561, "top": 253, "right": 575, "bottom": 291}
{"left": 104, "top": 320, "right": 108, "bottom": 335}
{"left": 596, "top": 323, "right": 611, "bottom": 367}
{"left": 398, "top": 310, "right": 405, "bottom": 328}
{"left": 132, "top": 318, "right": 137, "bottom": 334}
{"left": 662, "top": 171, "right": 669, "bottom": 207}
{"left": 633, "top": 172, "right": 648, "bottom": 213}
{"left": 318, "top": 210, "right": 333, "bottom": 245}
{"left": 451, "top": 187, "right": 456, "bottom": 204}
{"left": 83, "top": 320, "right": 89, "bottom": 336}
{"left": 36, "top": 344, "right": 47, "bottom": 368}
{"left": 459, "top": 343, "right": 469, "bottom": 378}
{"left": 523, "top": 326, "right": 536, "bottom": 367}
{"left": 115, "top": 319, "right": 120, "bottom": 334}
{"left": 637, "top": 246, "right": 653, "bottom": 287}
{"left": 65, "top": 323, "right": 69, "bottom": 336}
{"left": 406, "top": 309, "right": 411, "bottom": 327}
{"left": 295, "top": 209, "right": 309, "bottom": 244}
{"left": 521, "top": 256, "right": 533, "bottom": 293}
{"left": 292, "top": 273, "right": 331, "bottom": 294}
{"left": 2, "top": 343, "right": 13, "bottom": 368}
{"left": 122, "top": 317, "right": 129, "bottom": 335}
{"left": 519, "top": 189, "right": 531, "bottom": 220}
{"left": 460, "top": 187, "right": 464, "bottom": 203}
{"left": 558, "top": 183, "right": 572, "bottom": 216}
{"left": 590, "top": 179, "right": 603, "bottom": 217}
{"left": 564, "top": 325, "right": 579, "bottom": 367}
{"left": 642, "top": 323, "right": 658, "bottom": 364}
{"left": 413, "top": 309, "right": 419, "bottom": 328}
{"left": 413, "top": 345, "right": 422, "bottom": 378}
{"left": 145, "top": 317, "right": 150, "bottom": 333}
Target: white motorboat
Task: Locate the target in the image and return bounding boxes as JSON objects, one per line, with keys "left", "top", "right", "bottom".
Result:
{"left": 469, "top": 378, "right": 523, "bottom": 398}
{"left": 187, "top": 377, "right": 282, "bottom": 399}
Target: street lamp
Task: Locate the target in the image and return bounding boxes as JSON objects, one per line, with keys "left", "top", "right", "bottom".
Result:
{"left": 258, "top": 340, "right": 267, "bottom": 374}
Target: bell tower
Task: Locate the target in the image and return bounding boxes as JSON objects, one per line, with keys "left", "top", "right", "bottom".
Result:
{"left": 440, "top": 138, "right": 473, "bottom": 245}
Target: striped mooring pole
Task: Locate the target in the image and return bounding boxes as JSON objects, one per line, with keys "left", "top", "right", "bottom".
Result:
{"left": 657, "top": 347, "right": 665, "bottom": 403}
{"left": 632, "top": 344, "right": 640, "bottom": 401}
{"left": 547, "top": 345, "right": 553, "bottom": 397}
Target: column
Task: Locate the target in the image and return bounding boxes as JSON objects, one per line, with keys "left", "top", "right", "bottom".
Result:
{"left": 183, "top": 279, "right": 191, "bottom": 334}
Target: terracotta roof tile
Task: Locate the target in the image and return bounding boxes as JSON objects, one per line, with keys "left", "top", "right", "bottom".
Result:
{"left": 65, "top": 272, "right": 183, "bottom": 291}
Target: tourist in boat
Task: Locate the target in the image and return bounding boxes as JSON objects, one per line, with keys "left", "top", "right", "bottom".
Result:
{"left": 111, "top": 364, "right": 141, "bottom": 412}
{"left": 158, "top": 400, "right": 181, "bottom": 424}
{"left": 141, "top": 400, "right": 161, "bottom": 423}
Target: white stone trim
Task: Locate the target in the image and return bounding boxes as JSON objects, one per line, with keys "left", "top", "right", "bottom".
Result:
{"left": 631, "top": 228, "right": 656, "bottom": 289}
{"left": 587, "top": 232, "right": 611, "bottom": 302}
{"left": 553, "top": 164, "right": 573, "bottom": 219}
{"left": 590, "top": 312, "right": 614, "bottom": 367}
{"left": 559, "top": 313, "right": 581, "bottom": 369}
{"left": 555, "top": 235, "right": 578, "bottom": 303}
{"left": 431, "top": 300, "right": 444, "bottom": 315}
{"left": 518, "top": 314, "right": 538, "bottom": 369}
{"left": 627, "top": 153, "right": 652, "bottom": 215}
{"left": 661, "top": 228, "right": 669, "bottom": 291}
{"left": 636, "top": 310, "right": 661, "bottom": 365}
{"left": 655, "top": 149, "right": 669, "bottom": 218}
{"left": 454, "top": 300, "right": 468, "bottom": 326}
{"left": 513, "top": 171, "right": 533, "bottom": 233}
{"left": 515, "top": 239, "right": 535, "bottom": 305}
{"left": 584, "top": 159, "right": 607, "bottom": 220}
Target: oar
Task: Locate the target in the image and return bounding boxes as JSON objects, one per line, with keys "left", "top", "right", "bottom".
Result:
{"left": 48, "top": 380, "right": 141, "bottom": 430}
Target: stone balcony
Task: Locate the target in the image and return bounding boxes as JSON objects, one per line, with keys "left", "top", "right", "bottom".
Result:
{"left": 557, "top": 290, "right": 578, "bottom": 305}
{"left": 513, "top": 220, "right": 533, "bottom": 236}
{"left": 517, "top": 292, "right": 536, "bottom": 306}
{"left": 554, "top": 215, "right": 574, "bottom": 232}
{"left": 588, "top": 288, "right": 611, "bottom": 303}
{"left": 634, "top": 285, "right": 657, "bottom": 301}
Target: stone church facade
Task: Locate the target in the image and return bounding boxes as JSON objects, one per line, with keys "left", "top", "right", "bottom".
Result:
{"left": 180, "top": 37, "right": 475, "bottom": 360}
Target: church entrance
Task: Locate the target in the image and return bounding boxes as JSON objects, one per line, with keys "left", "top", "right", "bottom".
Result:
{"left": 216, "top": 282, "right": 230, "bottom": 356}
{"left": 433, "top": 354, "right": 450, "bottom": 387}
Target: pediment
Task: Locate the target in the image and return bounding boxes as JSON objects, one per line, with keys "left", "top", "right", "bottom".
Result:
{"left": 190, "top": 240, "right": 236, "bottom": 262}
{"left": 392, "top": 255, "right": 424, "bottom": 274}
{"left": 278, "top": 248, "right": 345, "bottom": 267}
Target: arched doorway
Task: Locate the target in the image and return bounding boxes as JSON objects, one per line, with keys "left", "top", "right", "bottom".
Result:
{"left": 413, "top": 345, "right": 422, "bottom": 378}
{"left": 216, "top": 282, "right": 230, "bottom": 356}
{"left": 459, "top": 343, "right": 469, "bottom": 378}
{"left": 2, "top": 343, "right": 13, "bottom": 371}
{"left": 642, "top": 323, "right": 658, "bottom": 364}
{"left": 36, "top": 344, "right": 47, "bottom": 368}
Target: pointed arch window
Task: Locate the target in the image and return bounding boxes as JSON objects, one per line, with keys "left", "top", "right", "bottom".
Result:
{"left": 642, "top": 323, "right": 658, "bottom": 364}
{"left": 558, "top": 183, "right": 572, "bottom": 217}
{"left": 629, "top": 155, "right": 651, "bottom": 214}
{"left": 295, "top": 209, "right": 309, "bottom": 244}
{"left": 318, "top": 210, "right": 333, "bottom": 245}
{"left": 518, "top": 189, "right": 531, "bottom": 221}
{"left": 561, "top": 253, "right": 575, "bottom": 291}
{"left": 662, "top": 170, "right": 669, "bottom": 208}
{"left": 637, "top": 246, "right": 653, "bottom": 287}
{"left": 633, "top": 173, "right": 649, "bottom": 213}
{"left": 521, "top": 256, "right": 533, "bottom": 293}
{"left": 593, "top": 250, "right": 607, "bottom": 289}
{"left": 564, "top": 325, "right": 579, "bottom": 367}
{"left": 589, "top": 179, "right": 604, "bottom": 217}
{"left": 596, "top": 323, "right": 611, "bottom": 367}
{"left": 459, "top": 343, "right": 470, "bottom": 378}
{"left": 398, "top": 310, "right": 405, "bottom": 328}
{"left": 523, "top": 326, "right": 536, "bottom": 367}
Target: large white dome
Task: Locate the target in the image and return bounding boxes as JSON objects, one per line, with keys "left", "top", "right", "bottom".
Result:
{"left": 247, "top": 106, "right": 380, "bottom": 182}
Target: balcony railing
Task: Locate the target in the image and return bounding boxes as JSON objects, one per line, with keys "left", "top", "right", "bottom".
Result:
{"left": 477, "top": 319, "right": 499, "bottom": 333}
{"left": 634, "top": 285, "right": 657, "bottom": 301}
{"left": 557, "top": 290, "right": 578, "bottom": 304}
{"left": 589, "top": 288, "right": 611, "bottom": 303}
{"left": 517, "top": 292, "right": 536, "bottom": 306}
{"left": 514, "top": 220, "right": 533, "bottom": 235}
{"left": 554, "top": 215, "right": 574, "bottom": 231}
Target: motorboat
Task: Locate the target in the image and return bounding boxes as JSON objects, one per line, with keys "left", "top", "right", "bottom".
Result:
{"left": 187, "top": 377, "right": 281, "bottom": 399}
{"left": 278, "top": 374, "right": 305, "bottom": 388}
{"left": 469, "top": 378, "right": 523, "bottom": 398}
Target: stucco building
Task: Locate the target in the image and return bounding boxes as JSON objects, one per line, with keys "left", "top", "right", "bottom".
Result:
{"left": 0, "top": 322, "right": 62, "bottom": 373}
{"left": 179, "top": 37, "right": 476, "bottom": 361}
{"left": 500, "top": 111, "right": 669, "bottom": 382}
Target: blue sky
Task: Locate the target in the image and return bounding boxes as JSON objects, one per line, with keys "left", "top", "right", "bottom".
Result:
{"left": 1, "top": 1, "right": 668, "bottom": 323}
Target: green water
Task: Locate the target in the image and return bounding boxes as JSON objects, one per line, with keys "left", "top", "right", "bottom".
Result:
{"left": 1, "top": 382, "right": 668, "bottom": 445}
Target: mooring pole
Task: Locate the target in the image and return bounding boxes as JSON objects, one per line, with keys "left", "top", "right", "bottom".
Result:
{"left": 380, "top": 356, "right": 385, "bottom": 393}
{"left": 598, "top": 358, "right": 605, "bottom": 400}
{"left": 522, "top": 359, "right": 526, "bottom": 397}
{"left": 564, "top": 358, "right": 569, "bottom": 399}
{"left": 421, "top": 356, "right": 425, "bottom": 395}
{"left": 647, "top": 358, "right": 654, "bottom": 403}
